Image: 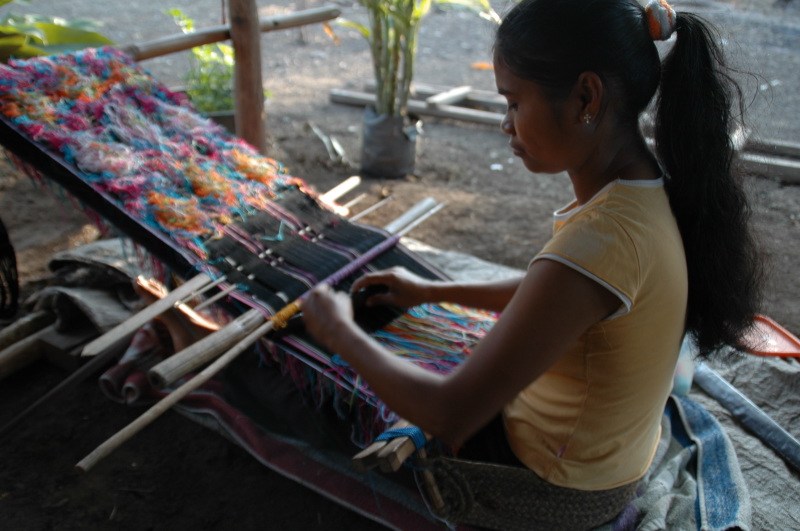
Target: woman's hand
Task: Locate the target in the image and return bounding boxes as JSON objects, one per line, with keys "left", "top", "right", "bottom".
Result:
{"left": 301, "top": 283, "right": 356, "bottom": 353}
{"left": 351, "top": 266, "right": 434, "bottom": 308}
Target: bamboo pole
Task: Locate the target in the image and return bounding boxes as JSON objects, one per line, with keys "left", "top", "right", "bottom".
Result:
{"left": 229, "top": 0, "right": 266, "bottom": 153}
{"left": 120, "top": 6, "right": 341, "bottom": 61}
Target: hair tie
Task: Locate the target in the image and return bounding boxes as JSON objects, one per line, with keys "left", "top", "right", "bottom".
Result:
{"left": 645, "top": 0, "right": 677, "bottom": 41}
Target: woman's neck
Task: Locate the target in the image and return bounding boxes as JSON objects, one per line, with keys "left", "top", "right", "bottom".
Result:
{"left": 568, "top": 127, "right": 659, "bottom": 204}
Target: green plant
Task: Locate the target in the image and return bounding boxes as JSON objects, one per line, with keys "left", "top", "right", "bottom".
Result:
{"left": 168, "top": 8, "right": 269, "bottom": 114}
{"left": 0, "top": 0, "right": 114, "bottom": 63}
{"left": 167, "top": 8, "right": 235, "bottom": 113}
{"left": 342, "top": 0, "right": 499, "bottom": 118}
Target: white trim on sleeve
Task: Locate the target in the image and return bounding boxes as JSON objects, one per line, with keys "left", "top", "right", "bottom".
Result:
{"left": 534, "top": 253, "right": 632, "bottom": 320}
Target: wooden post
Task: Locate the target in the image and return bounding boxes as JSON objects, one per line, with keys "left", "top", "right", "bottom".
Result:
{"left": 229, "top": 0, "right": 267, "bottom": 153}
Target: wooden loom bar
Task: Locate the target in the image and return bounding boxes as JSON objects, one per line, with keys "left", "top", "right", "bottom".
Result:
{"left": 75, "top": 199, "right": 444, "bottom": 473}
{"left": 120, "top": 6, "right": 341, "bottom": 61}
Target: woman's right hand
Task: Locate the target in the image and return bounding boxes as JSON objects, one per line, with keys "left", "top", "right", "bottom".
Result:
{"left": 351, "top": 267, "right": 435, "bottom": 308}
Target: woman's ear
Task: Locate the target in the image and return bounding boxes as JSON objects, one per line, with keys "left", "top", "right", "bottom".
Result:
{"left": 573, "top": 72, "right": 604, "bottom": 125}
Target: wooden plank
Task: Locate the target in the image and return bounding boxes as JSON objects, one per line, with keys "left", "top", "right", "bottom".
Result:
{"left": 740, "top": 153, "right": 800, "bottom": 184}
{"left": 329, "top": 89, "right": 503, "bottom": 127}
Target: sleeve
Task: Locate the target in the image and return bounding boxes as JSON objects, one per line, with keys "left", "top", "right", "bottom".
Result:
{"left": 531, "top": 208, "right": 641, "bottom": 319}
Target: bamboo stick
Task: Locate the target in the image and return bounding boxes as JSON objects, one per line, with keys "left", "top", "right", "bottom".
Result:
{"left": 377, "top": 428, "right": 432, "bottom": 473}
{"left": 120, "top": 6, "right": 341, "bottom": 61}
{"left": 351, "top": 419, "right": 410, "bottom": 472}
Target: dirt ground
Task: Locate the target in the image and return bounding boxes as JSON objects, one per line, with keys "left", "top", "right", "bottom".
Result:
{"left": 1, "top": 0, "right": 799, "bottom": 529}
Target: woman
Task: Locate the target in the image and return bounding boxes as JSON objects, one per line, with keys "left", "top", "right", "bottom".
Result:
{"left": 302, "top": 0, "right": 762, "bottom": 527}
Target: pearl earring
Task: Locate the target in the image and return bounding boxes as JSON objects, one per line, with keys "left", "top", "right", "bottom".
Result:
{"left": 583, "top": 113, "right": 592, "bottom": 124}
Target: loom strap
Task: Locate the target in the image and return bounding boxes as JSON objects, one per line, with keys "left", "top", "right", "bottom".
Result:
{"left": 376, "top": 426, "right": 428, "bottom": 450}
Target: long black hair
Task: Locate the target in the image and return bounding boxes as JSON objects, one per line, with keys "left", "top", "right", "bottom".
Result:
{"left": 495, "top": 0, "right": 763, "bottom": 356}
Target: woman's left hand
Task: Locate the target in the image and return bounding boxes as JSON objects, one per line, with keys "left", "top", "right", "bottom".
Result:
{"left": 301, "top": 283, "right": 356, "bottom": 352}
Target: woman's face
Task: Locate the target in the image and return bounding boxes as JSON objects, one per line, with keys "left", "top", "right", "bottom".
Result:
{"left": 494, "top": 56, "right": 578, "bottom": 175}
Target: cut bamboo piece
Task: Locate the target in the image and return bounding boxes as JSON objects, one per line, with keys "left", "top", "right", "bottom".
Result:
{"left": 148, "top": 308, "right": 265, "bottom": 389}
{"left": 121, "top": 6, "right": 341, "bottom": 61}
{"left": 426, "top": 85, "right": 472, "bottom": 107}
{"left": 319, "top": 176, "right": 361, "bottom": 204}
{"left": 75, "top": 318, "right": 275, "bottom": 474}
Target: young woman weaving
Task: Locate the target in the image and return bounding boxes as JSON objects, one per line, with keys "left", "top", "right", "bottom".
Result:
{"left": 302, "top": 0, "right": 762, "bottom": 527}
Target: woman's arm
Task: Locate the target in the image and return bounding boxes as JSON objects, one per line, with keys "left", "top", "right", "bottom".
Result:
{"left": 302, "top": 259, "right": 620, "bottom": 445}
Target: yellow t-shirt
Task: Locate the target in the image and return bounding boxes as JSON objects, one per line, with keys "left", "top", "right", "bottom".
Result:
{"left": 503, "top": 178, "right": 687, "bottom": 490}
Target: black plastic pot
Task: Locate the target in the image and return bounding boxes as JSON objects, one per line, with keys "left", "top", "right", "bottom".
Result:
{"left": 360, "top": 107, "right": 422, "bottom": 179}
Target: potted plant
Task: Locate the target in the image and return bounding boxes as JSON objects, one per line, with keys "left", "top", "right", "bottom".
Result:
{"left": 343, "top": 0, "right": 499, "bottom": 179}
{"left": 168, "top": 8, "right": 269, "bottom": 134}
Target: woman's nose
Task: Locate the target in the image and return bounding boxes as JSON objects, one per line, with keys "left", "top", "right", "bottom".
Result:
{"left": 501, "top": 115, "right": 514, "bottom": 135}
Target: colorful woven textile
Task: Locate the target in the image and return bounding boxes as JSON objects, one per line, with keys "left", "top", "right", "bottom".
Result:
{"left": 0, "top": 47, "right": 304, "bottom": 259}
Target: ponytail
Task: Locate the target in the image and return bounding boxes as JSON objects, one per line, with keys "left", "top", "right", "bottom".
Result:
{"left": 655, "top": 13, "right": 763, "bottom": 355}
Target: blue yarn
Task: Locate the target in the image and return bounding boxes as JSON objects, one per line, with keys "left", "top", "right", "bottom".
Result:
{"left": 375, "top": 426, "right": 427, "bottom": 450}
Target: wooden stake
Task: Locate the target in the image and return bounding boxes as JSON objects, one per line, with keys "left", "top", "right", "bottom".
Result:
{"left": 229, "top": 0, "right": 266, "bottom": 153}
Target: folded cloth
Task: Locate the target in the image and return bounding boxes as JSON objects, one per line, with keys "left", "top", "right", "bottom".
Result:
{"left": 604, "top": 395, "right": 751, "bottom": 531}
